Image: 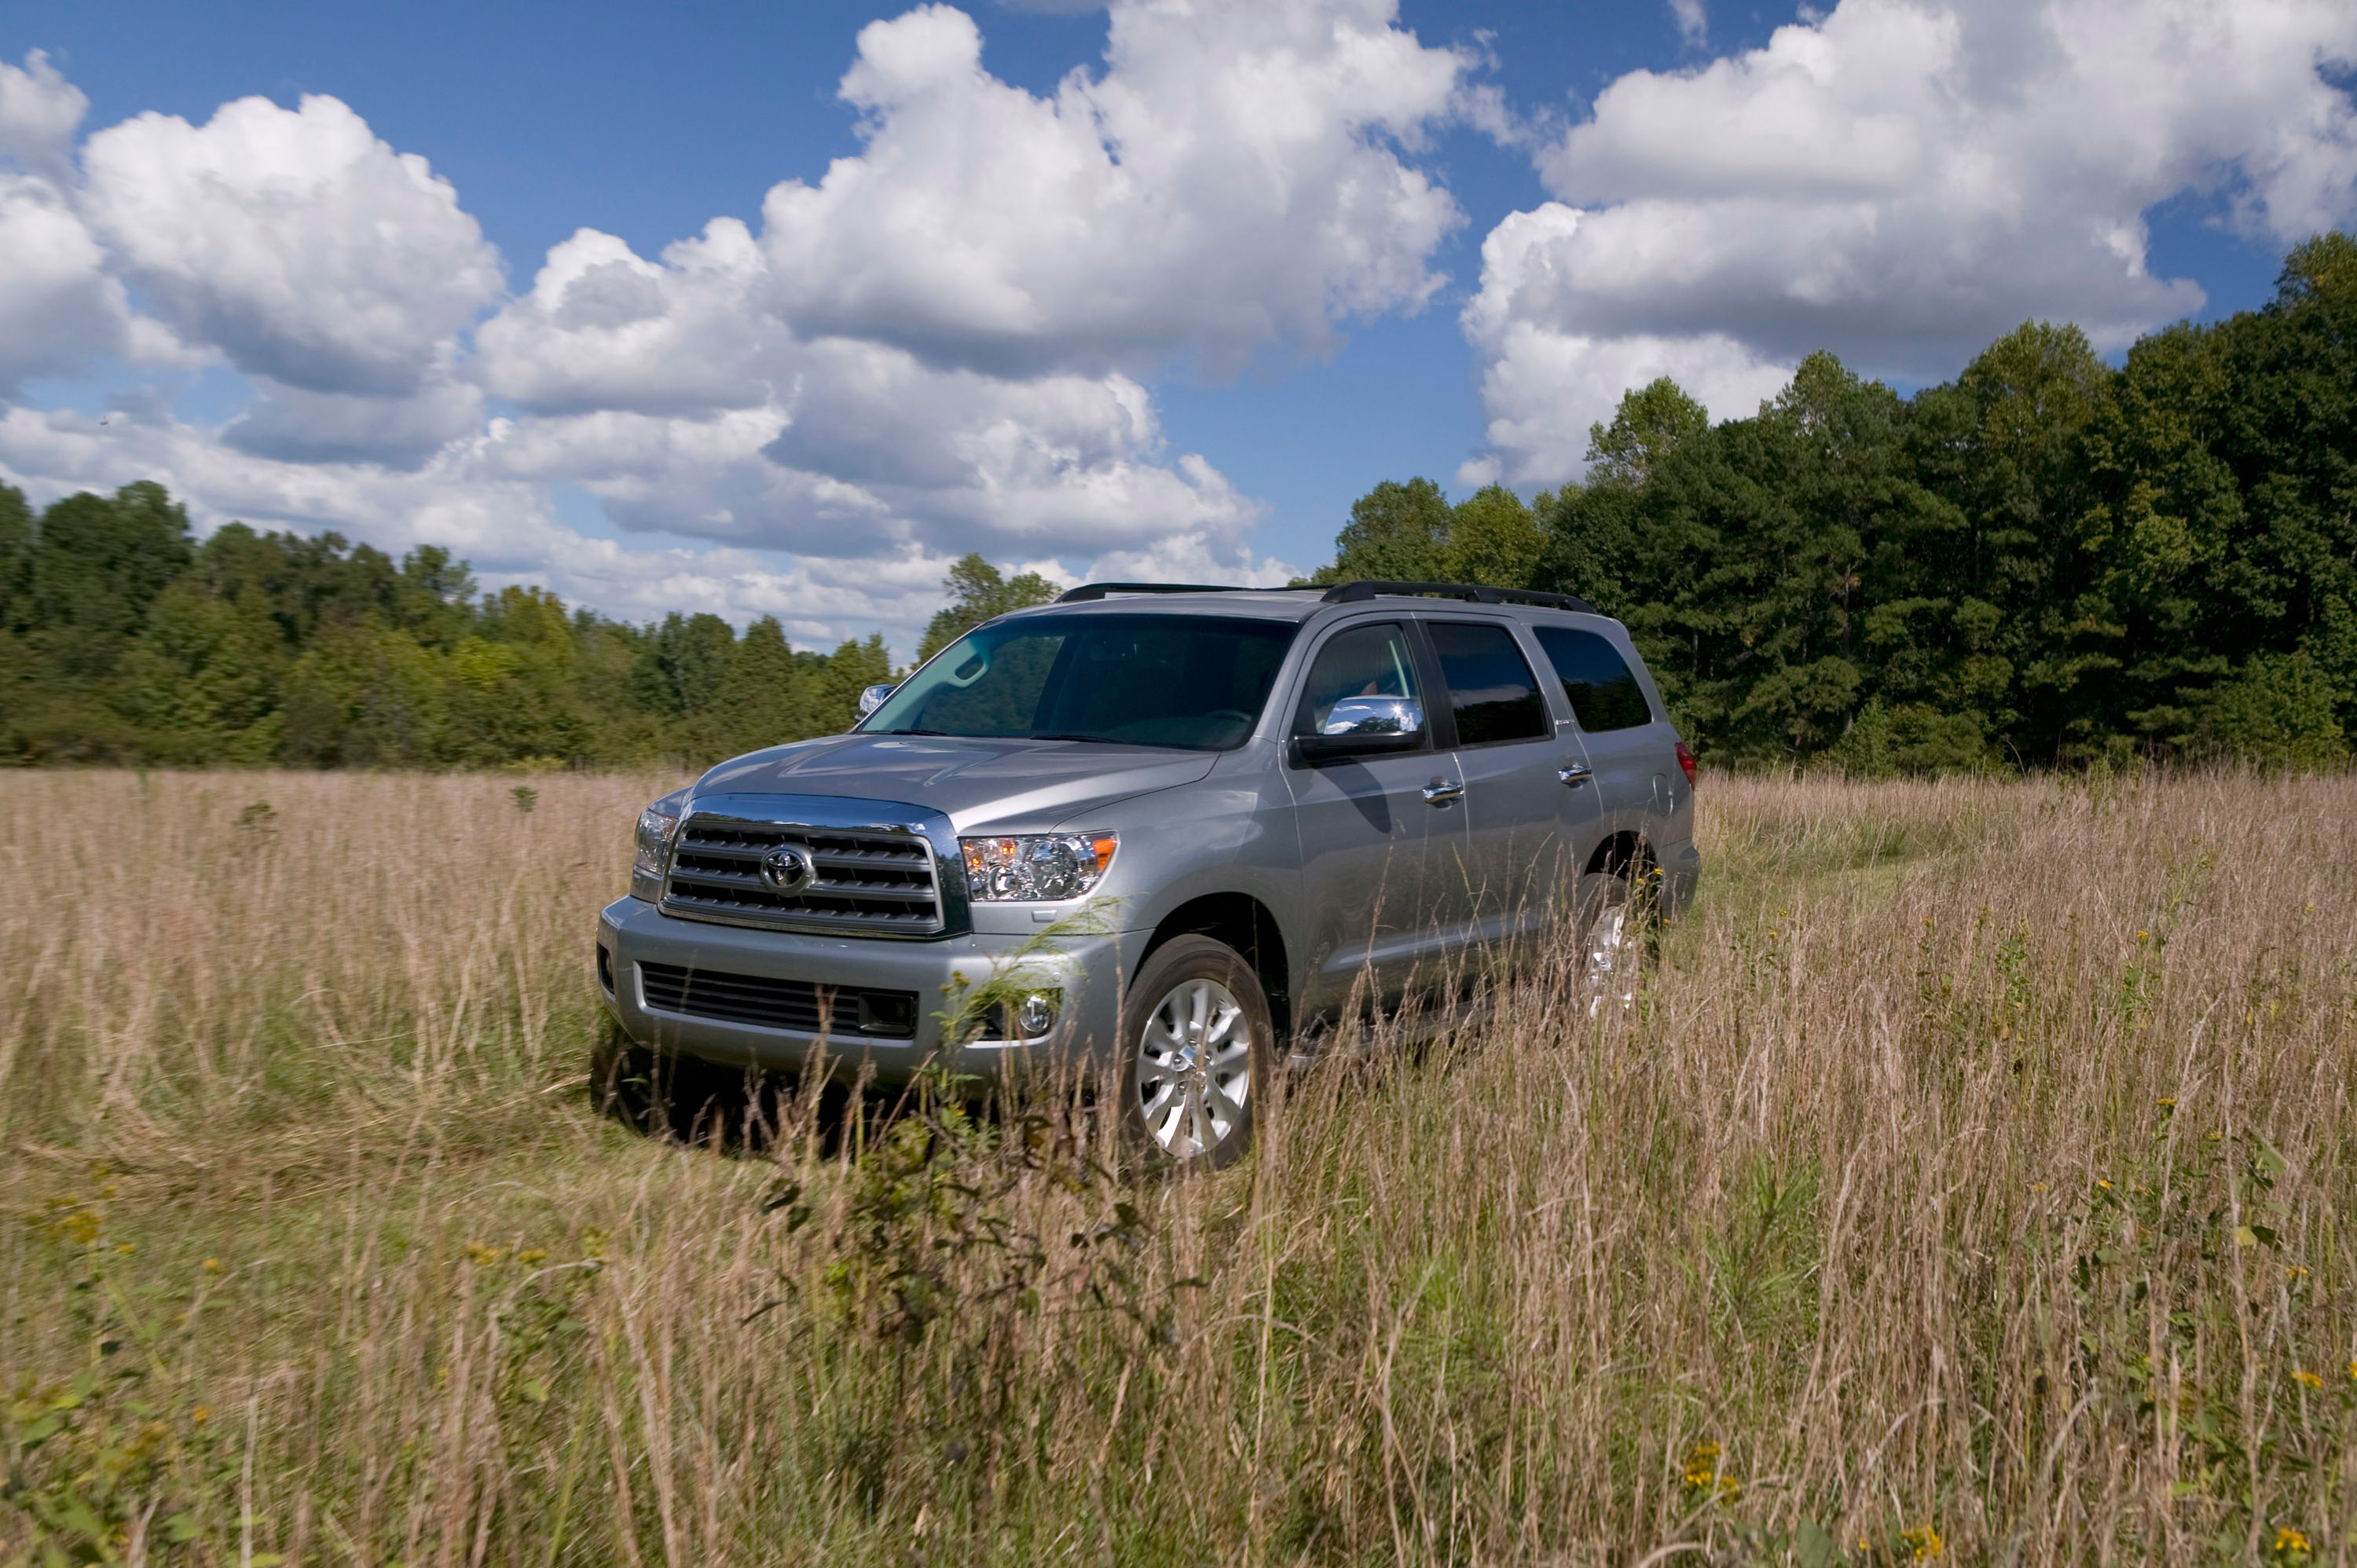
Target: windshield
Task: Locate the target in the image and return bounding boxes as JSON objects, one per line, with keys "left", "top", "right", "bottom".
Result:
{"left": 863, "top": 612, "right": 1299, "bottom": 751}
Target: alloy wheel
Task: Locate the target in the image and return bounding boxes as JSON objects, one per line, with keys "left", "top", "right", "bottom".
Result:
{"left": 1133, "top": 976, "right": 1254, "bottom": 1159}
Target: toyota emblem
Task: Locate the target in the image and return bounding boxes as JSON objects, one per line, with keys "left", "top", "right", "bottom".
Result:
{"left": 759, "top": 843, "right": 816, "bottom": 892}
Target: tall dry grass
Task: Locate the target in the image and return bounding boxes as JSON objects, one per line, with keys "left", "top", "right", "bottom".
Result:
{"left": 3, "top": 768, "right": 2354, "bottom": 1565}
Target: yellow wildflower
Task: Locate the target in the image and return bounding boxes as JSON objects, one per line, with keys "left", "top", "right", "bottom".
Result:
{"left": 463, "top": 1242, "right": 506, "bottom": 1266}
{"left": 202, "top": 1257, "right": 224, "bottom": 1273}
{"left": 2155, "top": 1097, "right": 2176, "bottom": 1110}
{"left": 191, "top": 1406, "right": 209, "bottom": 1425}
{"left": 1680, "top": 1440, "right": 1737, "bottom": 1498}
{"left": 1902, "top": 1523, "right": 1944, "bottom": 1560}
{"left": 2293, "top": 1370, "right": 2322, "bottom": 1390}
{"left": 2275, "top": 1525, "right": 2310, "bottom": 1557}
{"left": 516, "top": 1248, "right": 550, "bottom": 1266}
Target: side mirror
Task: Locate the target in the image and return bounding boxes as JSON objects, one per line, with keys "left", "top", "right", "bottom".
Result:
{"left": 1292, "top": 694, "right": 1426, "bottom": 764}
{"left": 856, "top": 683, "right": 896, "bottom": 719}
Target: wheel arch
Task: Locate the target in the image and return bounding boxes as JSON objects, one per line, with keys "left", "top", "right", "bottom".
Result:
{"left": 1584, "top": 830, "right": 1655, "bottom": 879}
{"left": 1136, "top": 892, "right": 1292, "bottom": 1039}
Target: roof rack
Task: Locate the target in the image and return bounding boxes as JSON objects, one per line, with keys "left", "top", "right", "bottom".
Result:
{"left": 1055, "top": 581, "right": 1296, "bottom": 603}
{"left": 1319, "top": 581, "right": 1597, "bottom": 614}
{"left": 1051, "top": 579, "right": 1600, "bottom": 614}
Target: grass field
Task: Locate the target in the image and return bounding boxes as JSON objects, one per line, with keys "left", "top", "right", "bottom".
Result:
{"left": 3, "top": 768, "right": 2354, "bottom": 1565}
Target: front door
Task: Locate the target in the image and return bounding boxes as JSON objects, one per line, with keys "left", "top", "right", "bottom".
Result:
{"left": 1421, "top": 617, "right": 1578, "bottom": 951}
{"left": 1283, "top": 620, "right": 1466, "bottom": 1020}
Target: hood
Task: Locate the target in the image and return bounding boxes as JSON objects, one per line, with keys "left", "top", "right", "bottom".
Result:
{"left": 695, "top": 733, "right": 1218, "bottom": 831}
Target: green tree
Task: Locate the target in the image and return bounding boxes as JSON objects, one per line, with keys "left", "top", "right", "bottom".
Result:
{"left": 722, "top": 616, "right": 812, "bottom": 754}
{"left": 112, "top": 581, "right": 286, "bottom": 764}
{"left": 29, "top": 482, "right": 194, "bottom": 681}
{"left": 1441, "top": 485, "right": 1545, "bottom": 588}
{"left": 1310, "top": 477, "right": 1453, "bottom": 584}
{"left": 1585, "top": 376, "right": 1711, "bottom": 489}
{"left": 817, "top": 634, "right": 894, "bottom": 732}
{"left": 917, "top": 555, "right": 1060, "bottom": 664}
{"left": 2196, "top": 648, "right": 2348, "bottom": 769}
{"left": 281, "top": 621, "right": 447, "bottom": 767}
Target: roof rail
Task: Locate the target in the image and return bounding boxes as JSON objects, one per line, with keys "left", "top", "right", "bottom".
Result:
{"left": 1319, "top": 581, "right": 1597, "bottom": 614}
{"left": 1056, "top": 581, "right": 1271, "bottom": 603}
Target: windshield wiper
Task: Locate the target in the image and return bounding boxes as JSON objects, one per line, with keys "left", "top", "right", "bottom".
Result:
{"left": 879, "top": 727, "right": 952, "bottom": 736}
{"left": 1029, "top": 732, "right": 1120, "bottom": 744}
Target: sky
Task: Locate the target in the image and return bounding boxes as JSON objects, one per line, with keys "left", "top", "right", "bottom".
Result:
{"left": 2, "top": 0, "right": 2352, "bottom": 660}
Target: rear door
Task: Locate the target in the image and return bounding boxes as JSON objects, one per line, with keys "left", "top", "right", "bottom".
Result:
{"left": 1281, "top": 619, "right": 1467, "bottom": 1019}
{"left": 1419, "top": 617, "right": 1574, "bottom": 951}
{"left": 1530, "top": 621, "right": 1668, "bottom": 857}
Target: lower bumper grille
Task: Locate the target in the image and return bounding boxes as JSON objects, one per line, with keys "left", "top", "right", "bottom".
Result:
{"left": 637, "top": 962, "right": 919, "bottom": 1039}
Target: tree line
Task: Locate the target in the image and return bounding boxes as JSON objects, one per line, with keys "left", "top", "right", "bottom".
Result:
{"left": 2, "top": 232, "right": 2345, "bottom": 772}
{"left": 1310, "top": 232, "right": 2356, "bottom": 771}
{"left": 0, "top": 485, "right": 911, "bottom": 768}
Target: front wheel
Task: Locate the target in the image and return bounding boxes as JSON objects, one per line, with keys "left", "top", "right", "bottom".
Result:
{"left": 1121, "top": 936, "right": 1271, "bottom": 1169}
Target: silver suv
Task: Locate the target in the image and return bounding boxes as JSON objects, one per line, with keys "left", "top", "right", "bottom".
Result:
{"left": 596, "top": 581, "right": 1698, "bottom": 1164}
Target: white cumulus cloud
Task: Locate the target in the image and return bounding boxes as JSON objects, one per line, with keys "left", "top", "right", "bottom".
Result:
{"left": 760, "top": 0, "right": 1465, "bottom": 376}
{"left": 0, "top": 49, "right": 86, "bottom": 184}
{"left": 1465, "top": 0, "right": 2357, "bottom": 485}
{"left": 79, "top": 93, "right": 503, "bottom": 395}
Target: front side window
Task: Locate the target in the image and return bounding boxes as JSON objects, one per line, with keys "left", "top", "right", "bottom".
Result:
{"left": 1532, "top": 625, "right": 1653, "bottom": 732}
{"left": 863, "top": 613, "right": 1297, "bottom": 751}
{"left": 1426, "top": 621, "right": 1549, "bottom": 745}
{"left": 1292, "top": 622, "right": 1426, "bottom": 741}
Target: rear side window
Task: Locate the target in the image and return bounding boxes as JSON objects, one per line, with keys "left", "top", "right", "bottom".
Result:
{"left": 1426, "top": 621, "right": 1548, "bottom": 746}
{"left": 1533, "top": 625, "right": 1653, "bottom": 732}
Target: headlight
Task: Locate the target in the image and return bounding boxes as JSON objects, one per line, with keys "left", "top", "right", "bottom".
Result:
{"left": 959, "top": 832, "right": 1116, "bottom": 902}
{"left": 631, "top": 790, "right": 689, "bottom": 897}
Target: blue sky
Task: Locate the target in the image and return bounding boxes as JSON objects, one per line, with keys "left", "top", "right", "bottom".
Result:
{"left": 1, "top": 0, "right": 2347, "bottom": 656}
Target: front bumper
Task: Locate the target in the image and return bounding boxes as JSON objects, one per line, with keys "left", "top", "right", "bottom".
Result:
{"left": 596, "top": 896, "right": 1136, "bottom": 1086}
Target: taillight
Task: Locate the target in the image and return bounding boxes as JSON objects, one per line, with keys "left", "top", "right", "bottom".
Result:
{"left": 1674, "top": 740, "right": 1697, "bottom": 787}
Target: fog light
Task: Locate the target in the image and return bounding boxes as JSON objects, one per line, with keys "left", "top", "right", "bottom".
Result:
{"left": 1014, "top": 992, "right": 1057, "bottom": 1039}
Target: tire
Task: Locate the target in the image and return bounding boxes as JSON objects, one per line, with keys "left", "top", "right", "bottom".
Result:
{"left": 590, "top": 1013, "right": 661, "bottom": 1130}
{"left": 1120, "top": 935, "right": 1272, "bottom": 1169}
{"left": 589, "top": 1013, "right": 735, "bottom": 1140}
{"left": 1574, "top": 863, "right": 1655, "bottom": 1006}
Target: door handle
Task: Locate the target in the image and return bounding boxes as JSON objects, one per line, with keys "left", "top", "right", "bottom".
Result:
{"left": 1421, "top": 778, "right": 1464, "bottom": 806}
{"left": 1558, "top": 760, "right": 1593, "bottom": 786}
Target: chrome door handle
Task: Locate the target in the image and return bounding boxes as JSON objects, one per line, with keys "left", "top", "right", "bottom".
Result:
{"left": 1421, "top": 778, "right": 1464, "bottom": 805}
{"left": 1558, "top": 760, "right": 1593, "bottom": 786}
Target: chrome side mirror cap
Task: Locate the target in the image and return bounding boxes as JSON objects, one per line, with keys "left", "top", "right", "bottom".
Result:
{"left": 856, "top": 683, "right": 896, "bottom": 719}
{"left": 1320, "top": 694, "right": 1422, "bottom": 736}
{"left": 1293, "top": 694, "right": 1428, "bottom": 765}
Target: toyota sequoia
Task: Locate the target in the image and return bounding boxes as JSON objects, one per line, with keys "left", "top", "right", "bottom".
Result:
{"left": 596, "top": 580, "right": 1699, "bottom": 1166}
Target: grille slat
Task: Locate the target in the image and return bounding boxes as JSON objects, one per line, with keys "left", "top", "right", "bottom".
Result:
{"left": 662, "top": 814, "right": 945, "bottom": 935}
{"left": 637, "top": 962, "right": 918, "bottom": 1039}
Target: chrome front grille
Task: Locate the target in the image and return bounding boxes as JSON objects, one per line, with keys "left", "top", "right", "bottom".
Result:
{"left": 661, "top": 813, "right": 945, "bottom": 936}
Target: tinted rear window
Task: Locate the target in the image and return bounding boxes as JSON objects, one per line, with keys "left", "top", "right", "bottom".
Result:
{"left": 1426, "top": 621, "right": 1549, "bottom": 746}
{"left": 1533, "top": 625, "right": 1653, "bottom": 732}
